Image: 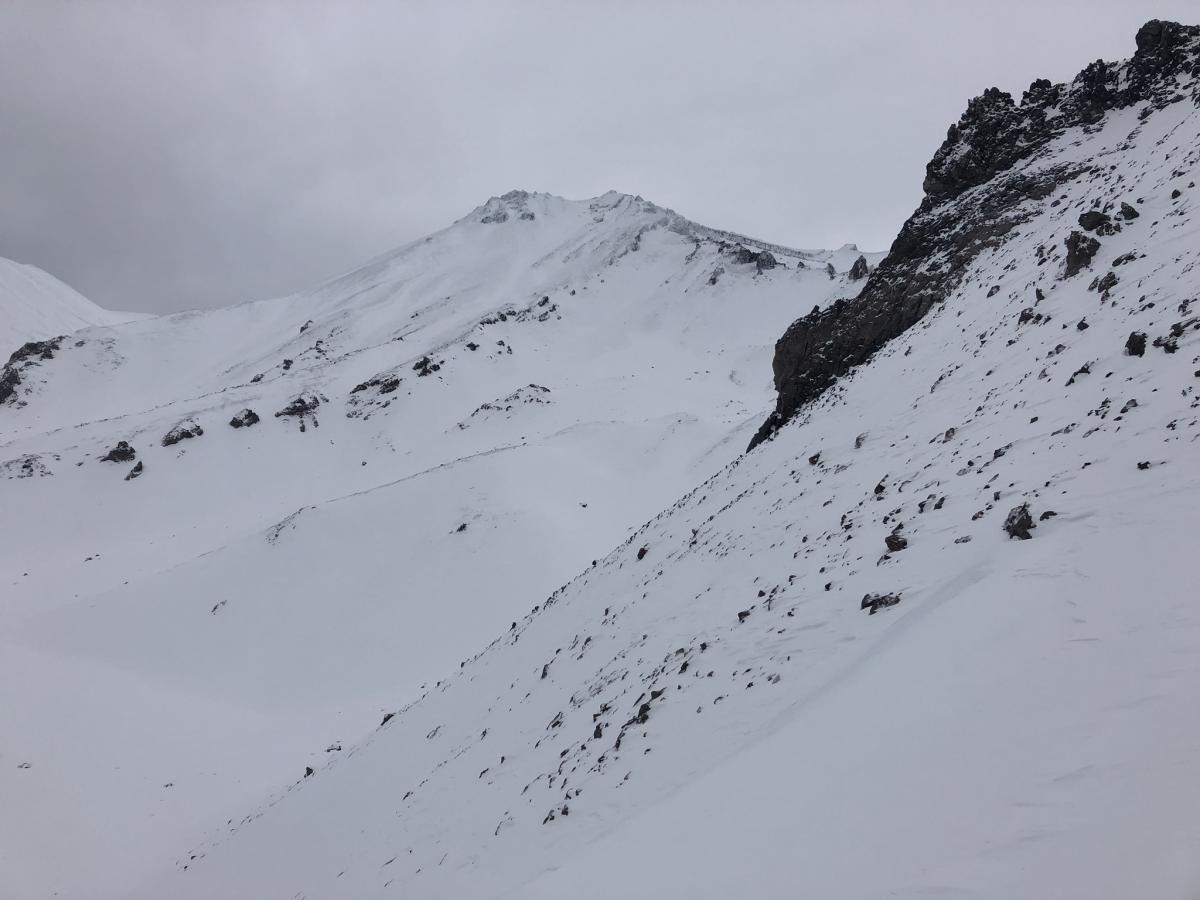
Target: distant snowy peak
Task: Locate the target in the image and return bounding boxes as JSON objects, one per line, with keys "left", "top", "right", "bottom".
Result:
{"left": 461, "top": 188, "right": 881, "bottom": 272}
{"left": 0, "top": 256, "right": 143, "bottom": 353}
{"left": 466, "top": 189, "right": 663, "bottom": 226}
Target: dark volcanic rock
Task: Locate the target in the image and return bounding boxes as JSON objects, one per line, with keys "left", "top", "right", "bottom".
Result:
{"left": 101, "top": 441, "right": 137, "bottom": 463}
{"left": 413, "top": 356, "right": 441, "bottom": 377}
{"left": 730, "top": 245, "right": 757, "bottom": 265}
{"left": 729, "top": 244, "right": 777, "bottom": 273}
{"left": 352, "top": 375, "right": 402, "bottom": 395}
{"left": 0, "top": 337, "right": 64, "bottom": 405}
{"left": 229, "top": 408, "right": 261, "bottom": 428}
{"left": 7, "top": 339, "right": 61, "bottom": 363}
{"left": 1064, "top": 231, "right": 1100, "bottom": 278}
{"left": 748, "top": 164, "right": 1064, "bottom": 449}
{"left": 275, "top": 395, "right": 321, "bottom": 430}
{"left": 1125, "top": 331, "right": 1147, "bottom": 357}
{"left": 124, "top": 460, "right": 144, "bottom": 481}
{"left": 884, "top": 532, "right": 908, "bottom": 552}
{"left": 861, "top": 592, "right": 901, "bottom": 615}
{"left": 848, "top": 254, "right": 869, "bottom": 281}
{"left": 1119, "top": 202, "right": 1140, "bottom": 219}
{"left": 1003, "top": 503, "right": 1035, "bottom": 540}
{"left": 276, "top": 396, "right": 319, "bottom": 417}
{"left": 1077, "top": 210, "right": 1111, "bottom": 232}
{"left": 924, "top": 21, "right": 1200, "bottom": 203}
{"left": 161, "top": 419, "right": 204, "bottom": 447}
{"left": 3, "top": 453, "right": 56, "bottom": 479}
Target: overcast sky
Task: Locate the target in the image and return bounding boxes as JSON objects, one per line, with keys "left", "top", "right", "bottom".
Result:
{"left": 1, "top": 1, "right": 1194, "bottom": 313}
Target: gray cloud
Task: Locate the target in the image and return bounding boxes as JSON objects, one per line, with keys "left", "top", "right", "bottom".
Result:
{"left": 1, "top": 0, "right": 1193, "bottom": 313}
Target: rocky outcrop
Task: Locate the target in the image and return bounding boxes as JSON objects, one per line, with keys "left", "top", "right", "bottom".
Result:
{"left": 861, "top": 592, "right": 901, "bottom": 615}
{"left": 0, "top": 337, "right": 63, "bottom": 405}
{"left": 101, "top": 441, "right": 136, "bottom": 463}
{"left": 1003, "top": 503, "right": 1035, "bottom": 540}
{"left": 229, "top": 408, "right": 260, "bottom": 428}
{"left": 2, "top": 453, "right": 56, "bottom": 479}
{"left": 161, "top": 419, "right": 204, "bottom": 446}
{"left": 276, "top": 396, "right": 320, "bottom": 418}
{"left": 727, "top": 244, "right": 778, "bottom": 273}
{"left": 275, "top": 395, "right": 323, "bottom": 431}
{"left": 1077, "top": 211, "right": 1111, "bottom": 232}
{"left": 847, "top": 255, "right": 869, "bottom": 280}
{"left": 1064, "top": 231, "right": 1101, "bottom": 277}
{"left": 749, "top": 20, "right": 1200, "bottom": 451}
{"left": 413, "top": 357, "right": 441, "bottom": 377}
{"left": 748, "top": 163, "right": 1064, "bottom": 450}
{"left": 923, "top": 21, "right": 1200, "bottom": 203}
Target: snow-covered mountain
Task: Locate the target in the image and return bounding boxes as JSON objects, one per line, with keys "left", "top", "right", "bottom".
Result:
{"left": 0, "top": 190, "right": 879, "bottom": 898}
{"left": 0, "top": 256, "right": 141, "bottom": 351}
{"left": 8, "top": 18, "right": 1200, "bottom": 900}
{"left": 102, "top": 19, "right": 1200, "bottom": 899}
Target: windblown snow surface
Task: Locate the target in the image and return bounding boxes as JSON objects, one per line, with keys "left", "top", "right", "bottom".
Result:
{"left": 0, "top": 191, "right": 878, "bottom": 898}
{"left": 125, "top": 63, "right": 1200, "bottom": 900}
{"left": 0, "top": 256, "right": 141, "bottom": 350}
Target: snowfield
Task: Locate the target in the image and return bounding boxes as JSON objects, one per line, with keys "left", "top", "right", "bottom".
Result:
{"left": 0, "top": 190, "right": 876, "bottom": 898}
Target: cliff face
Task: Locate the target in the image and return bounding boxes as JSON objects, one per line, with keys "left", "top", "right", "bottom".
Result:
{"left": 749, "top": 19, "right": 1200, "bottom": 451}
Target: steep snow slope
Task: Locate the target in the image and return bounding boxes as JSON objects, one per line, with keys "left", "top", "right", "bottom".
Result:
{"left": 0, "top": 191, "right": 876, "bottom": 898}
{"left": 148, "top": 26, "right": 1200, "bottom": 900}
{"left": 0, "top": 256, "right": 141, "bottom": 350}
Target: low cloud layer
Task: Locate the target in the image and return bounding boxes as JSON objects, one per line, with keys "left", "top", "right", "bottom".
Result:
{"left": 1, "top": 0, "right": 1191, "bottom": 313}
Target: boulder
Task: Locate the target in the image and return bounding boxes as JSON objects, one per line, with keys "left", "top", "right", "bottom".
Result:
{"left": 412, "top": 357, "right": 441, "bottom": 377}
{"left": 275, "top": 396, "right": 320, "bottom": 418}
{"left": 861, "top": 592, "right": 901, "bottom": 615}
{"left": 229, "top": 408, "right": 261, "bottom": 428}
{"left": 1004, "top": 503, "right": 1035, "bottom": 540}
{"left": 101, "top": 441, "right": 137, "bottom": 463}
{"left": 1125, "top": 331, "right": 1147, "bottom": 356}
{"left": 161, "top": 419, "right": 204, "bottom": 446}
{"left": 1064, "top": 231, "right": 1100, "bottom": 277}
